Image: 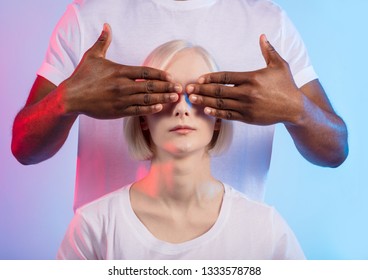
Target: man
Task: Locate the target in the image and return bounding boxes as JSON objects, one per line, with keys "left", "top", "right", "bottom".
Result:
{"left": 12, "top": 0, "right": 348, "bottom": 210}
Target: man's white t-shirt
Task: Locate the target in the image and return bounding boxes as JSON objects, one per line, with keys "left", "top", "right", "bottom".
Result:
{"left": 37, "top": 0, "right": 318, "bottom": 210}
{"left": 57, "top": 183, "right": 305, "bottom": 259}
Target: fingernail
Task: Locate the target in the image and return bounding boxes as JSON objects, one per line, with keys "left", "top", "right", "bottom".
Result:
{"left": 189, "top": 95, "right": 197, "bottom": 102}
{"left": 204, "top": 107, "right": 212, "bottom": 115}
{"left": 174, "top": 84, "right": 182, "bottom": 93}
{"left": 187, "top": 85, "right": 194, "bottom": 94}
{"left": 198, "top": 77, "right": 205, "bottom": 84}
{"left": 153, "top": 104, "right": 163, "bottom": 111}
{"left": 170, "top": 93, "right": 178, "bottom": 101}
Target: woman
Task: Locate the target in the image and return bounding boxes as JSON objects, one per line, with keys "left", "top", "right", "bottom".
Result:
{"left": 57, "top": 40, "right": 304, "bottom": 259}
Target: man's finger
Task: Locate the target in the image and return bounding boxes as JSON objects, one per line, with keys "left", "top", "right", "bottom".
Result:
{"left": 197, "top": 71, "right": 254, "bottom": 85}
{"left": 89, "top": 23, "right": 112, "bottom": 58}
{"left": 129, "top": 92, "right": 179, "bottom": 106}
{"left": 124, "top": 104, "right": 164, "bottom": 116}
{"left": 134, "top": 80, "right": 181, "bottom": 96}
{"left": 189, "top": 94, "right": 242, "bottom": 111}
{"left": 186, "top": 83, "right": 243, "bottom": 99}
{"left": 203, "top": 107, "right": 242, "bottom": 121}
{"left": 121, "top": 65, "right": 174, "bottom": 83}
{"left": 259, "top": 34, "right": 283, "bottom": 67}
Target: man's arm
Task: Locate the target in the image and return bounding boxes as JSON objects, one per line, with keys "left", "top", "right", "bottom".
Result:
{"left": 284, "top": 79, "right": 348, "bottom": 167}
{"left": 12, "top": 76, "right": 76, "bottom": 164}
{"left": 186, "top": 35, "right": 348, "bottom": 167}
{"left": 12, "top": 24, "right": 181, "bottom": 165}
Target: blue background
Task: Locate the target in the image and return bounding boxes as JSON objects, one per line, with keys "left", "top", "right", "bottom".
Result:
{"left": 0, "top": 0, "right": 367, "bottom": 259}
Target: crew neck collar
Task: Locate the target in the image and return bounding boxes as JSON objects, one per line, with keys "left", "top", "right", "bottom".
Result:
{"left": 150, "top": 0, "right": 218, "bottom": 11}
{"left": 124, "top": 183, "right": 232, "bottom": 255}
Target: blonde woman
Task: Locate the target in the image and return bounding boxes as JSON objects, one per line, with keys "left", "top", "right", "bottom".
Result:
{"left": 58, "top": 40, "right": 304, "bottom": 260}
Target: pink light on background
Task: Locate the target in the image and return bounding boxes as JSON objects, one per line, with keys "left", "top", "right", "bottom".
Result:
{"left": 0, "top": 0, "right": 76, "bottom": 259}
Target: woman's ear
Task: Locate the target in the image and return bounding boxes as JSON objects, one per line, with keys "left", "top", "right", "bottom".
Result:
{"left": 214, "top": 118, "right": 221, "bottom": 131}
{"left": 140, "top": 116, "right": 149, "bottom": 130}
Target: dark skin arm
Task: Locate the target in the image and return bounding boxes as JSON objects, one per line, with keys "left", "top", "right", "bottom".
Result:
{"left": 12, "top": 24, "right": 181, "bottom": 164}
{"left": 187, "top": 35, "right": 348, "bottom": 167}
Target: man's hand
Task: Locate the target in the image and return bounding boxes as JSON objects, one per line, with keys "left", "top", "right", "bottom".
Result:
{"left": 186, "top": 34, "right": 302, "bottom": 126}
{"left": 61, "top": 23, "right": 181, "bottom": 119}
{"left": 186, "top": 34, "right": 348, "bottom": 167}
{"left": 12, "top": 23, "right": 182, "bottom": 165}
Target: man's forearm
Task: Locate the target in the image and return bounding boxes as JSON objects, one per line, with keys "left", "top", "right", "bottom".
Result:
{"left": 11, "top": 89, "right": 77, "bottom": 165}
{"left": 285, "top": 94, "right": 348, "bottom": 167}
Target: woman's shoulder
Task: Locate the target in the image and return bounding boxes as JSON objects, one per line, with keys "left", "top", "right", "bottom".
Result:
{"left": 224, "top": 183, "right": 276, "bottom": 217}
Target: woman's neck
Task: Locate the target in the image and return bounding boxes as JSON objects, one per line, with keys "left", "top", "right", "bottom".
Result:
{"left": 134, "top": 151, "right": 222, "bottom": 207}
{"left": 130, "top": 150, "right": 224, "bottom": 243}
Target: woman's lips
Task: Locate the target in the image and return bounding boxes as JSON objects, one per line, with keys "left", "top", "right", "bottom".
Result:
{"left": 169, "top": 125, "right": 196, "bottom": 135}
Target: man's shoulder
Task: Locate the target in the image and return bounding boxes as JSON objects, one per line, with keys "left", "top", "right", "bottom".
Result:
{"left": 220, "top": 0, "right": 285, "bottom": 28}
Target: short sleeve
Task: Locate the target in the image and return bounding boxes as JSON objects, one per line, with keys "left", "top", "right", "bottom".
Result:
{"left": 57, "top": 210, "right": 99, "bottom": 260}
{"left": 271, "top": 209, "right": 306, "bottom": 260}
{"left": 37, "top": 4, "right": 82, "bottom": 86}
{"left": 279, "top": 10, "right": 318, "bottom": 88}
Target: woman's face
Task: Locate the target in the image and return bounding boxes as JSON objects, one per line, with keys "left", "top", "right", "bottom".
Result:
{"left": 145, "top": 49, "right": 217, "bottom": 159}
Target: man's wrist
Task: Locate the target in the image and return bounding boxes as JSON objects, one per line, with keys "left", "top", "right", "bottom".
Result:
{"left": 283, "top": 89, "right": 308, "bottom": 128}
{"left": 56, "top": 80, "right": 81, "bottom": 117}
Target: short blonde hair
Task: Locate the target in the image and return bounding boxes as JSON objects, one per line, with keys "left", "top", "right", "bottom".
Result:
{"left": 124, "top": 40, "right": 233, "bottom": 160}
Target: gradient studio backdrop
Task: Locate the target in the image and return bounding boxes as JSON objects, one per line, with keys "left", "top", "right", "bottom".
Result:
{"left": 0, "top": 0, "right": 366, "bottom": 259}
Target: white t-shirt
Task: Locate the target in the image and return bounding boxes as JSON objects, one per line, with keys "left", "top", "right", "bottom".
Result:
{"left": 37, "top": 0, "right": 318, "bottom": 210}
{"left": 57, "top": 183, "right": 305, "bottom": 260}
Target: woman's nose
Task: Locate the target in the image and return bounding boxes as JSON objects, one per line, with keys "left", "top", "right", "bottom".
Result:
{"left": 174, "top": 93, "right": 192, "bottom": 117}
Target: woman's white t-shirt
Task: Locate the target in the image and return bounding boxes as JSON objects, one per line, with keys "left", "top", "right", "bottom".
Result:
{"left": 57, "top": 183, "right": 305, "bottom": 260}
